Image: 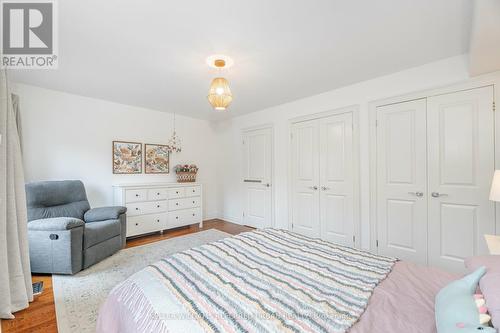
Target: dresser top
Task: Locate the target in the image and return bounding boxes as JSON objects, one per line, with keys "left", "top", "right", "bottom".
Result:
{"left": 113, "top": 182, "right": 201, "bottom": 188}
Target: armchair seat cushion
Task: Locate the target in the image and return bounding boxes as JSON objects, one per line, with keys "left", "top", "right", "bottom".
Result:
{"left": 84, "top": 206, "right": 127, "bottom": 222}
{"left": 28, "top": 217, "right": 84, "bottom": 231}
{"left": 84, "top": 219, "right": 121, "bottom": 249}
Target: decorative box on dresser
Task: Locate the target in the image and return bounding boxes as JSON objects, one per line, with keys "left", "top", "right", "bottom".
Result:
{"left": 113, "top": 182, "right": 203, "bottom": 238}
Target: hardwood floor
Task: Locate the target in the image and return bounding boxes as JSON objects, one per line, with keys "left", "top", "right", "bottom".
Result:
{"left": 1, "top": 219, "right": 253, "bottom": 333}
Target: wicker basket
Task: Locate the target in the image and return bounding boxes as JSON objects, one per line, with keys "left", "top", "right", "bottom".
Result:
{"left": 176, "top": 171, "right": 197, "bottom": 183}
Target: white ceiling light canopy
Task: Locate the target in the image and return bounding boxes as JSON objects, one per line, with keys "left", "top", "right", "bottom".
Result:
{"left": 206, "top": 54, "right": 234, "bottom": 69}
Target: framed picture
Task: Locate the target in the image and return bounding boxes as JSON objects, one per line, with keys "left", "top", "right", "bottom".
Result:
{"left": 112, "top": 141, "right": 142, "bottom": 174}
{"left": 145, "top": 143, "right": 170, "bottom": 174}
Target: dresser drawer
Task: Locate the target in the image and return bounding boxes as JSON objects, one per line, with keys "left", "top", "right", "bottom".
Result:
{"left": 147, "top": 188, "right": 168, "bottom": 201}
{"left": 125, "top": 189, "right": 148, "bottom": 203}
{"left": 168, "top": 187, "right": 185, "bottom": 199}
{"left": 168, "top": 208, "right": 202, "bottom": 228}
{"left": 127, "top": 213, "right": 167, "bottom": 237}
{"left": 168, "top": 197, "right": 201, "bottom": 211}
{"left": 127, "top": 200, "right": 167, "bottom": 216}
{"left": 185, "top": 186, "right": 201, "bottom": 197}
{"left": 183, "top": 207, "right": 202, "bottom": 224}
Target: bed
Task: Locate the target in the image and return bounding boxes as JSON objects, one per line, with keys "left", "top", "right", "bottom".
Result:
{"left": 96, "top": 229, "right": 457, "bottom": 333}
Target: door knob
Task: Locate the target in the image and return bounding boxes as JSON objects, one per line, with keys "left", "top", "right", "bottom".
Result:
{"left": 321, "top": 186, "right": 330, "bottom": 191}
{"left": 408, "top": 191, "right": 424, "bottom": 197}
{"left": 309, "top": 186, "right": 318, "bottom": 190}
{"left": 431, "top": 192, "right": 448, "bottom": 198}
{"left": 262, "top": 183, "right": 271, "bottom": 187}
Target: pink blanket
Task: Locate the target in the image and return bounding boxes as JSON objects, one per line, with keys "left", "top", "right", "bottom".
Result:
{"left": 350, "top": 261, "right": 457, "bottom": 333}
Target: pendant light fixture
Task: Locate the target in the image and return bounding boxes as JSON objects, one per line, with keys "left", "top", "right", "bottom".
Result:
{"left": 207, "top": 57, "right": 233, "bottom": 111}
{"left": 167, "top": 112, "right": 181, "bottom": 153}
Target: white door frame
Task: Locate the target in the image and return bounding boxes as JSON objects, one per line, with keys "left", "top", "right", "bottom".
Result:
{"left": 241, "top": 123, "right": 275, "bottom": 228}
{"left": 369, "top": 71, "right": 500, "bottom": 254}
{"left": 288, "top": 105, "right": 362, "bottom": 248}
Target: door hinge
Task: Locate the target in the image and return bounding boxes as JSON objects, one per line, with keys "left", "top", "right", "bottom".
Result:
{"left": 242, "top": 211, "right": 245, "bottom": 217}
{"left": 242, "top": 140, "right": 245, "bottom": 145}
{"left": 493, "top": 101, "right": 496, "bottom": 112}
{"left": 376, "top": 240, "right": 379, "bottom": 247}
{"left": 352, "top": 235, "right": 356, "bottom": 244}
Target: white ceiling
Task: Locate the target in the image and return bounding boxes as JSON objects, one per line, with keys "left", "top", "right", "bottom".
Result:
{"left": 10, "top": 0, "right": 472, "bottom": 120}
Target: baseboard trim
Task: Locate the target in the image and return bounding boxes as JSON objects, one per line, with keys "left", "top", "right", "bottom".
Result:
{"left": 203, "top": 212, "right": 219, "bottom": 220}
{"left": 220, "top": 215, "right": 242, "bottom": 225}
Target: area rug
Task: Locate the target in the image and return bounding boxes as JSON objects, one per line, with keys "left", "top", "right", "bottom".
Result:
{"left": 53, "top": 229, "right": 231, "bottom": 333}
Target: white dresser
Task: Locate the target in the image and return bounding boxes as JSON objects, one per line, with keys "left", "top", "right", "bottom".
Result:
{"left": 113, "top": 182, "right": 203, "bottom": 238}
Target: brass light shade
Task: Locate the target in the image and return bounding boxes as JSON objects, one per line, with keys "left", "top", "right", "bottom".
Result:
{"left": 207, "top": 77, "right": 233, "bottom": 110}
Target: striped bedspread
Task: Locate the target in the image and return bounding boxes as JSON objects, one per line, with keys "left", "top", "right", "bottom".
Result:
{"left": 101, "top": 229, "right": 397, "bottom": 333}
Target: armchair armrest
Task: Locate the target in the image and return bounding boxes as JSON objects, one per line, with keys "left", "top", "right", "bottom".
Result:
{"left": 84, "top": 206, "right": 127, "bottom": 222}
{"left": 28, "top": 217, "right": 85, "bottom": 231}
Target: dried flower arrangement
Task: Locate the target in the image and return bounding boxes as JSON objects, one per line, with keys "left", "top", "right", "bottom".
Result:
{"left": 174, "top": 164, "right": 198, "bottom": 182}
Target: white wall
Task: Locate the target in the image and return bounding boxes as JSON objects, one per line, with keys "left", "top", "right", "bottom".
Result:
{"left": 13, "top": 84, "right": 219, "bottom": 219}
{"left": 13, "top": 54, "right": 473, "bottom": 248}
{"left": 214, "top": 54, "right": 471, "bottom": 249}
{"left": 469, "top": 0, "right": 500, "bottom": 76}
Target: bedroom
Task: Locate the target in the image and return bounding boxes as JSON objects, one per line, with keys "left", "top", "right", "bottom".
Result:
{"left": 1, "top": 0, "right": 500, "bottom": 332}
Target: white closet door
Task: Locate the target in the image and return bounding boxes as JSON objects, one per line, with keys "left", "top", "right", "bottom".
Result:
{"left": 376, "top": 99, "right": 428, "bottom": 264}
{"left": 320, "top": 113, "right": 354, "bottom": 246}
{"left": 291, "top": 119, "right": 320, "bottom": 237}
{"left": 427, "top": 86, "right": 495, "bottom": 272}
{"left": 242, "top": 127, "right": 273, "bottom": 229}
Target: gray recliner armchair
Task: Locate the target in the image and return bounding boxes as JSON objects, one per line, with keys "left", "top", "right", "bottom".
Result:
{"left": 26, "top": 180, "right": 127, "bottom": 274}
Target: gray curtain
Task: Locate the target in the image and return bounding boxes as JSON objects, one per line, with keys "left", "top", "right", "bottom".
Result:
{"left": 0, "top": 69, "right": 33, "bottom": 319}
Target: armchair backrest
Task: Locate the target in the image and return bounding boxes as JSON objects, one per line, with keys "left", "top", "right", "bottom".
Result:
{"left": 25, "top": 180, "right": 91, "bottom": 221}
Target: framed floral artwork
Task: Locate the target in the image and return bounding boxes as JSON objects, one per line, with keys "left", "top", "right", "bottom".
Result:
{"left": 112, "top": 141, "right": 142, "bottom": 174}
{"left": 145, "top": 143, "right": 170, "bottom": 174}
